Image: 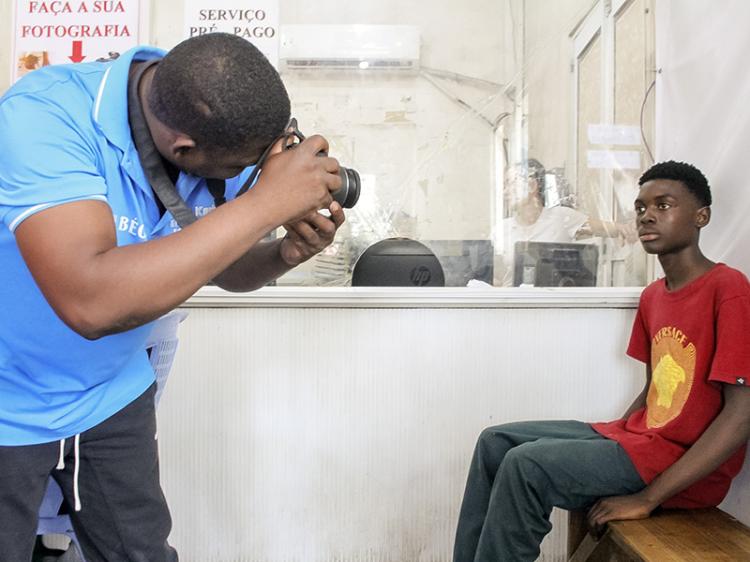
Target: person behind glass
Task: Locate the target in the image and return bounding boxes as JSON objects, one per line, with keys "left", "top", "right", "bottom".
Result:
{"left": 499, "top": 158, "right": 636, "bottom": 286}
{"left": 0, "top": 33, "right": 345, "bottom": 561}
{"left": 454, "top": 161, "right": 750, "bottom": 561}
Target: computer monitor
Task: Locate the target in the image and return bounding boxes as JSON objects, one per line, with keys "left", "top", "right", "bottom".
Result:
{"left": 513, "top": 241, "right": 598, "bottom": 287}
{"left": 422, "top": 240, "right": 494, "bottom": 287}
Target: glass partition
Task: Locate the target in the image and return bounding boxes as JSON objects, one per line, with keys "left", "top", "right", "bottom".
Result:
{"left": 273, "top": 0, "right": 655, "bottom": 287}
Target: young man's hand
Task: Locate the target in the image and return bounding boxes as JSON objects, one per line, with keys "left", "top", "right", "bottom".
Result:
{"left": 279, "top": 202, "right": 346, "bottom": 266}
{"left": 586, "top": 492, "right": 657, "bottom": 538}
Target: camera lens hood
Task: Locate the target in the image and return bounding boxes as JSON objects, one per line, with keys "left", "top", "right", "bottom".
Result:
{"left": 334, "top": 167, "right": 361, "bottom": 209}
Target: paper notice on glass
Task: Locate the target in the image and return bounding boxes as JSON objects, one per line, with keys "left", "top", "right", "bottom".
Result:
{"left": 587, "top": 150, "right": 641, "bottom": 170}
{"left": 587, "top": 124, "right": 641, "bottom": 146}
{"left": 146, "top": 310, "right": 189, "bottom": 406}
{"left": 183, "top": 0, "right": 280, "bottom": 68}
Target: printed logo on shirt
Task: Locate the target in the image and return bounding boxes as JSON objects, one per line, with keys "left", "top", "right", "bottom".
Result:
{"left": 646, "top": 326, "right": 696, "bottom": 428}
{"left": 113, "top": 214, "right": 147, "bottom": 240}
{"left": 168, "top": 205, "right": 215, "bottom": 231}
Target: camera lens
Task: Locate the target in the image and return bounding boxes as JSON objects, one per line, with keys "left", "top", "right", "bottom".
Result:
{"left": 333, "top": 167, "right": 361, "bottom": 208}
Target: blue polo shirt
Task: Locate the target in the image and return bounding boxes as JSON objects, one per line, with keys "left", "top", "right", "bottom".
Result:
{"left": 0, "top": 47, "right": 254, "bottom": 445}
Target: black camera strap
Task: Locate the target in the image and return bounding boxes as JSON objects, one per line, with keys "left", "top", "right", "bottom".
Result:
{"left": 235, "top": 118, "right": 302, "bottom": 199}
{"left": 127, "top": 59, "right": 226, "bottom": 229}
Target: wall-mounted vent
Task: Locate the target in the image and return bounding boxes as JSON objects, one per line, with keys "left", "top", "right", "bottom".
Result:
{"left": 280, "top": 25, "right": 420, "bottom": 73}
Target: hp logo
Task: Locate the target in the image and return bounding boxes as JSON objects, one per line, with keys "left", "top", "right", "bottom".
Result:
{"left": 410, "top": 266, "right": 432, "bottom": 286}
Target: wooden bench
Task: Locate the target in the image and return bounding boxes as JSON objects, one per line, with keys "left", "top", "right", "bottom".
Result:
{"left": 567, "top": 508, "right": 750, "bottom": 561}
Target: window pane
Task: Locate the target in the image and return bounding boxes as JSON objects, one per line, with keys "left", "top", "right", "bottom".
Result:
{"left": 613, "top": 0, "right": 652, "bottom": 286}
{"left": 268, "top": 0, "right": 653, "bottom": 288}
{"left": 275, "top": 3, "right": 509, "bottom": 287}
{"left": 577, "top": 32, "right": 603, "bottom": 224}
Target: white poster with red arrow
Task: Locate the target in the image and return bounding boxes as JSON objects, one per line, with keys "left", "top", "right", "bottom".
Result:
{"left": 11, "top": 0, "right": 148, "bottom": 84}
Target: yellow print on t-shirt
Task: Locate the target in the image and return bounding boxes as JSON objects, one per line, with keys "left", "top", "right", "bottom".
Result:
{"left": 646, "top": 326, "right": 696, "bottom": 428}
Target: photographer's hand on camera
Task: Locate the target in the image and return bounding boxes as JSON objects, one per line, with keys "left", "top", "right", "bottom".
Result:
{"left": 243, "top": 134, "right": 346, "bottom": 266}
{"left": 251, "top": 134, "right": 343, "bottom": 227}
{"left": 279, "top": 202, "right": 346, "bottom": 266}
{"left": 189, "top": 132, "right": 345, "bottom": 294}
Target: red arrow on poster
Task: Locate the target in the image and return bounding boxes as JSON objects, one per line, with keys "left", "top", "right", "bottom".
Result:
{"left": 69, "top": 41, "right": 86, "bottom": 63}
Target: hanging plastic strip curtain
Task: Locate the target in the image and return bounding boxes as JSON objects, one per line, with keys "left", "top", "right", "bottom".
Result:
{"left": 655, "top": 0, "right": 750, "bottom": 276}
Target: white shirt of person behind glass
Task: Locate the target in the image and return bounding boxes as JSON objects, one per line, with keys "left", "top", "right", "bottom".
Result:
{"left": 498, "top": 160, "right": 635, "bottom": 286}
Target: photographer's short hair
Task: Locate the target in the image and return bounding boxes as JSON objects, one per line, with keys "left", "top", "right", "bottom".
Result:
{"left": 149, "top": 33, "right": 290, "bottom": 152}
{"left": 639, "top": 160, "right": 712, "bottom": 207}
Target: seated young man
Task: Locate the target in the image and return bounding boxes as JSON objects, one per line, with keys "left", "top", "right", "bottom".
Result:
{"left": 453, "top": 160, "right": 750, "bottom": 562}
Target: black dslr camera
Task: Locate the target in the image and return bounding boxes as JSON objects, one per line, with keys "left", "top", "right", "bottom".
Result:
{"left": 237, "top": 118, "right": 361, "bottom": 208}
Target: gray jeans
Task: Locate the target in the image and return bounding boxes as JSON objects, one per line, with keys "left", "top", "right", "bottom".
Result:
{"left": 453, "top": 420, "right": 645, "bottom": 562}
{"left": 0, "top": 383, "right": 178, "bottom": 562}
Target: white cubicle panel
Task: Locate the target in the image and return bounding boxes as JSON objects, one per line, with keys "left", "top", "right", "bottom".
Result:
{"left": 156, "top": 290, "right": 647, "bottom": 561}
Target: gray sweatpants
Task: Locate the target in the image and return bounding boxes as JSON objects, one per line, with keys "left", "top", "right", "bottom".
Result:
{"left": 453, "top": 420, "right": 645, "bottom": 562}
{"left": 0, "top": 383, "right": 178, "bottom": 562}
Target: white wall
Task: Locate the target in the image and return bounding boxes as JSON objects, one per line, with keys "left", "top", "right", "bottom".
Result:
{"left": 0, "top": 1, "right": 10, "bottom": 93}
{"left": 157, "top": 304, "right": 642, "bottom": 561}
{"left": 655, "top": 0, "right": 750, "bottom": 276}
{"left": 655, "top": 0, "right": 750, "bottom": 525}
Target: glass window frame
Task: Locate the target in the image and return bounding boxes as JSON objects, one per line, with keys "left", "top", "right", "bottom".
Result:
{"left": 571, "top": 0, "right": 657, "bottom": 287}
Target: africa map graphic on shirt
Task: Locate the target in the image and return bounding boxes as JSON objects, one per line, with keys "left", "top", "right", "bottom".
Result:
{"left": 646, "top": 326, "right": 697, "bottom": 428}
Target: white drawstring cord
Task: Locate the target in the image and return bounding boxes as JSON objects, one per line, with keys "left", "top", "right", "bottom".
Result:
{"left": 55, "top": 435, "right": 82, "bottom": 511}
{"left": 56, "top": 438, "right": 66, "bottom": 469}
{"left": 73, "top": 433, "right": 81, "bottom": 512}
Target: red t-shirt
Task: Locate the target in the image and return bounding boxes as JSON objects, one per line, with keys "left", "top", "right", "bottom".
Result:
{"left": 592, "top": 263, "right": 750, "bottom": 508}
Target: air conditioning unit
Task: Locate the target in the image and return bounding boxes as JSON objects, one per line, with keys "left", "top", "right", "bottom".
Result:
{"left": 279, "top": 25, "right": 420, "bottom": 73}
